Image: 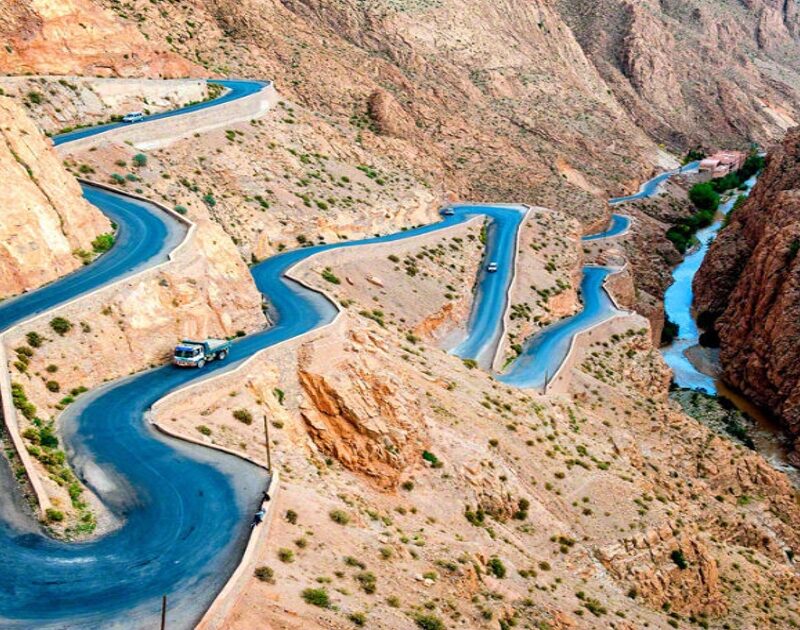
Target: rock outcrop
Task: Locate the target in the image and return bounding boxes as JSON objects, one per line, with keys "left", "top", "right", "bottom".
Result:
{"left": 694, "top": 127, "right": 800, "bottom": 441}
{"left": 298, "top": 329, "right": 426, "bottom": 489}
{"left": 0, "top": 95, "right": 110, "bottom": 299}
{"left": 0, "top": 0, "right": 201, "bottom": 77}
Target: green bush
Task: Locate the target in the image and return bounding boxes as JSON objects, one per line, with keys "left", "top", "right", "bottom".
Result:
{"left": 11, "top": 383, "right": 36, "bottom": 420}
{"left": 45, "top": 380, "right": 60, "bottom": 393}
{"left": 50, "top": 317, "right": 72, "bottom": 336}
{"left": 789, "top": 239, "right": 800, "bottom": 261}
{"left": 196, "top": 424, "right": 212, "bottom": 436}
{"left": 26, "top": 331, "right": 43, "bottom": 348}
{"left": 321, "top": 267, "right": 341, "bottom": 284}
{"left": 233, "top": 408, "right": 253, "bottom": 425}
{"left": 661, "top": 317, "right": 679, "bottom": 345}
{"left": 92, "top": 233, "right": 115, "bottom": 253}
{"left": 301, "top": 587, "right": 331, "bottom": 608}
{"left": 277, "top": 548, "right": 294, "bottom": 563}
{"left": 45, "top": 508, "right": 64, "bottom": 523}
{"left": 329, "top": 509, "right": 350, "bottom": 525}
{"left": 254, "top": 565, "right": 275, "bottom": 583}
{"left": 356, "top": 571, "right": 377, "bottom": 594}
{"left": 414, "top": 613, "right": 445, "bottom": 630}
{"left": 132, "top": 153, "right": 148, "bottom": 167}
{"left": 671, "top": 549, "right": 688, "bottom": 569}
{"left": 487, "top": 556, "right": 506, "bottom": 579}
{"left": 27, "top": 91, "right": 43, "bottom": 105}
{"left": 688, "top": 183, "right": 720, "bottom": 212}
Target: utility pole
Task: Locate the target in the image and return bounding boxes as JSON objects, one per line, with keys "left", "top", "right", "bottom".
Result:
{"left": 160, "top": 595, "right": 167, "bottom": 630}
{"left": 263, "top": 414, "right": 272, "bottom": 472}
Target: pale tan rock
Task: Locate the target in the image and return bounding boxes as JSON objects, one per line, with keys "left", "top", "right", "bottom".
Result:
{"left": 0, "top": 95, "right": 110, "bottom": 299}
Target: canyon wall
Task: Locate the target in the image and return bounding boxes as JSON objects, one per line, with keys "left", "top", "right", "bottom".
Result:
{"left": 0, "top": 95, "right": 110, "bottom": 299}
{"left": 0, "top": 0, "right": 201, "bottom": 77}
{"left": 694, "top": 127, "right": 800, "bottom": 444}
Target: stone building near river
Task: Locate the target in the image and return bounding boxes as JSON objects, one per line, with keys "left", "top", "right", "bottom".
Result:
{"left": 698, "top": 150, "right": 747, "bottom": 179}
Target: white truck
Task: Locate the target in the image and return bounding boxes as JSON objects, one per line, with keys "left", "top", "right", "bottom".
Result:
{"left": 172, "top": 339, "right": 231, "bottom": 368}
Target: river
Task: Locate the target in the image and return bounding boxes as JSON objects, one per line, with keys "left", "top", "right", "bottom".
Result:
{"left": 660, "top": 175, "right": 799, "bottom": 479}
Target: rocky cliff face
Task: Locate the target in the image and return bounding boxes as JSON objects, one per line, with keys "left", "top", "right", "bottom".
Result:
{"left": 0, "top": 0, "right": 201, "bottom": 77}
{"left": 0, "top": 95, "right": 110, "bottom": 299}
{"left": 694, "top": 127, "right": 800, "bottom": 442}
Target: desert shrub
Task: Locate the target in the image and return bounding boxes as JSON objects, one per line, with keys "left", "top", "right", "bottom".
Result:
{"left": 414, "top": 613, "right": 445, "bottom": 630}
{"left": 232, "top": 408, "right": 253, "bottom": 425}
{"left": 45, "top": 508, "right": 64, "bottom": 522}
{"left": 671, "top": 549, "right": 688, "bottom": 569}
{"left": 26, "top": 332, "right": 43, "bottom": 348}
{"left": 487, "top": 556, "right": 506, "bottom": 579}
{"left": 254, "top": 565, "right": 275, "bottom": 583}
{"left": 348, "top": 612, "right": 367, "bottom": 626}
{"left": 11, "top": 383, "right": 36, "bottom": 419}
{"left": 356, "top": 571, "right": 376, "bottom": 594}
{"left": 329, "top": 509, "right": 351, "bottom": 525}
{"left": 196, "top": 425, "right": 212, "bottom": 436}
{"left": 174, "top": 205, "right": 188, "bottom": 215}
{"left": 277, "top": 548, "right": 294, "bottom": 563}
{"left": 285, "top": 509, "right": 298, "bottom": 524}
{"left": 45, "top": 380, "right": 60, "bottom": 393}
{"left": 132, "top": 153, "right": 148, "bottom": 167}
{"left": 321, "top": 267, "right": 341, "bottom": 284}
{"left": 50, "top": 317, "right": 72, "bottom": 335}
{"left": 301, "top": 587, "right": 331, "bottom": 608}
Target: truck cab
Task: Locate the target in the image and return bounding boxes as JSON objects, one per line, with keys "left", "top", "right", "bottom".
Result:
{"left": 173, "top": 339, "right": 231, "bottom": 368}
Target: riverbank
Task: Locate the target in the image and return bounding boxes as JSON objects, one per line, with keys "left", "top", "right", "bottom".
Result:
{"left": 660, "top": 172, "right": 800, "bottom": 481}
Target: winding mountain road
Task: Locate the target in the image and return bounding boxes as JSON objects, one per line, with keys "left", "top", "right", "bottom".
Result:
{"left": 0, "top": 78, "right": 687, "bottom": 627}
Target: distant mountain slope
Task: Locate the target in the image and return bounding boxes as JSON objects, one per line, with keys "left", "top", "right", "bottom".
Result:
{"left": 556, "top": 0, "right": 800, "bottom": 148}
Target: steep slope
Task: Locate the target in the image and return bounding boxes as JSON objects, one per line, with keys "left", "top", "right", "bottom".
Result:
{"left": 694, "top": 127, "right": 800, "bottom": 447}
{"left": 0, "top": 0, "right": 201, "bottom": 77}
{"left": 556, "top": 0, "right": 800, "bottom": 149}
{"left": 87, "top": 0, "right": 670, "bottom": 229}
{"left": 0, "top": 95, "right": 110, "bottom": 299}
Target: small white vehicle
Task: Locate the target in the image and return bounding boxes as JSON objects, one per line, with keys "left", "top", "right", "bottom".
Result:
{"left": 487, "top": 262, "right": 498, "bottom": 273}
{"left": 122, "top": 111, "right": 144, "bottom": 123}
{"left": 442, "top": 207, "right": 455, "bottom": 216}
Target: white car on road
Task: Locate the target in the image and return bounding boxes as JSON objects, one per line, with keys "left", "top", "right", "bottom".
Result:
{"left": 122, "top": 111, "right": 144, "bottom": 123}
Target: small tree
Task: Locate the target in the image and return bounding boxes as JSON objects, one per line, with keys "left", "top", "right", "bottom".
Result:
{"left": 688, "top": 183, "right": 720, "bottom": 212}
{"left": 132, "top": 153, "right": 148, "bottom": 167}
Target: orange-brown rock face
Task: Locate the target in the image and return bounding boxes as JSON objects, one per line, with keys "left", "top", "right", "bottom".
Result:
{"left": 694, "top": 127, "right": 800, "bottom": 439}
{"left": 557, "top": 0, "right": 800, "bottom": 148}
{"left": 0, "top": 95, "right": 110, "bottom": 299}
{"left": 0, "top": 0, "right": 202, "bottom": 77}
{"left": 298, "top": 329, "right": 427, "bottom": 490}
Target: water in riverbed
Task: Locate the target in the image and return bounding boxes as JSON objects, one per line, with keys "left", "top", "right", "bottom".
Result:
{"left": 660, "top": 175, "right": 799, "bottom": 479}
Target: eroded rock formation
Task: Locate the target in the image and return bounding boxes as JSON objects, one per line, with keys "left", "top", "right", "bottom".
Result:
{"left": 298, "top": 329, "right": 427, "bottom": 489}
